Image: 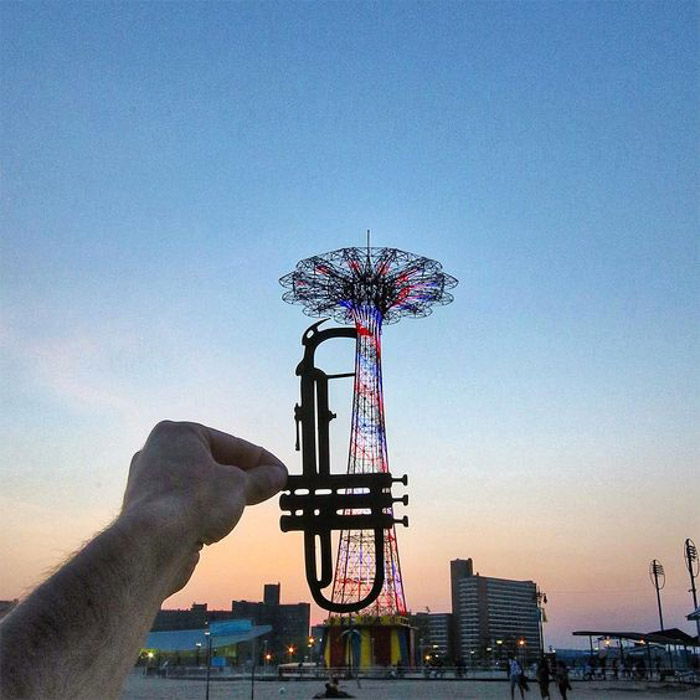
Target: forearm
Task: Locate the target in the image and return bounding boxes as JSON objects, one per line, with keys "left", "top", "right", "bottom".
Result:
{"left": 0, "top": 421, "right": 286, "bottom": 699}
{"left": 0, "top": 510, "right": 196, "bottom": 699}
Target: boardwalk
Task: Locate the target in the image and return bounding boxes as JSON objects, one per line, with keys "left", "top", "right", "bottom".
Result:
{"left": 121, "top": 673, "right": 700, "bottom": 699}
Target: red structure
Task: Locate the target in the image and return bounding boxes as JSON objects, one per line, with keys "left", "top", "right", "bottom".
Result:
{"left": 281, "top": 245, "right": 456, "bottom": 666}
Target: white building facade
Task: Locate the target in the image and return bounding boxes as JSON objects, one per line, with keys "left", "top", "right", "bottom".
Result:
{"left": 451, "top": 558, "right": 542, "bottom": 664}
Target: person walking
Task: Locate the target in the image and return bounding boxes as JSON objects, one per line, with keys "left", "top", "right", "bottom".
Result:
{"left": 536, "top": 656, "right": 551, "bottom": 698}
{"left": 508, "top": 654, "right": 526, "bottom": 700}
{"left": 555, "top": 660, "right": 572, "bottom": 700}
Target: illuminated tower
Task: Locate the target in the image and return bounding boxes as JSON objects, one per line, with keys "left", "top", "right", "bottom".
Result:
{"left": 281, "top": 245, "right": 457, "bottom": 620}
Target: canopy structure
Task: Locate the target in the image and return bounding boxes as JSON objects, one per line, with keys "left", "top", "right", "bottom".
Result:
{"left": 573, "top": 629, "right": 699, "bottom": 647}
{"left": 145, "top": 621, "right": 272, "bottom": 652}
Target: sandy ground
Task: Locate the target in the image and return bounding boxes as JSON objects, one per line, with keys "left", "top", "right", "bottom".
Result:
{"left": 121, "top": 673, "right": 700, "bottom": 699}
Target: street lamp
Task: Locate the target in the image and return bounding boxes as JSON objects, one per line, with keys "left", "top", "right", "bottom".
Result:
{"left": 287, "top": 645, "right": 295, "bottom": 662}
{"left": 143, "top": 651, "right": 154, "bottom": 677}
{"left": 262, "top": 639, "right": 271, "bottom": 677}
{"left": 649, "top": 560, "right": 666, "bottom": 630}
{"left": 684, "top": 538, "right": 699, "bottom": 637}
{"left": 204, "top": 631, "right": 212, "bottom": 700}
{"left": 536, "top": 588, "right": 548, "bottom": 655}
{"left": 517, "top": 638, "right": 527, "bottom": 667}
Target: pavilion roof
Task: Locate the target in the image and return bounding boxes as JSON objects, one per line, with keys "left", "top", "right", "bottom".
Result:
{"left": 572, "top": 629, "right": 698, "bottom": 647}
{"left": 145, "top": 624, "right": 272, "bottom": 652}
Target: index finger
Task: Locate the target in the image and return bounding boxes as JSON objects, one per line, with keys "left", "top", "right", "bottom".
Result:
{"left": 243, "top": 463, "right": 289, "bottom": 505}
{"left": 201, "top": 425, "right": 285, "bottom": 472}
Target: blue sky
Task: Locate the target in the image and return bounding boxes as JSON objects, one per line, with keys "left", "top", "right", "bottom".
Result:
{"left": 1, "top": 1, "right": 697, "bottom": 647}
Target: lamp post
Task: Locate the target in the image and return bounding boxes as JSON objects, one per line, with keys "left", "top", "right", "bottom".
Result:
{"left": 517, "top": 638, "right": 527, "bottom": 668}
{"left": 649, "top": 560, "right": 666, "bottom": 630}
{"left": 144, "top": 651, "right": 154, "bottom": 677}
{"left": 204, "top": 631, "right": 212, "bottom": 700}
{"left": 684, "top": 538, "right": 700, "bottom": 637}
{"left": 262, "top": 640, "right": 270, "bottom": 677}
{"left": 536, "top": 589, "right": 548, "bottom": 655}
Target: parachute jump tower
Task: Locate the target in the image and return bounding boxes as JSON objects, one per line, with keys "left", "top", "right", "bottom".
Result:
{"left": 281, "top": 244, "right": 457, "bottom": 667}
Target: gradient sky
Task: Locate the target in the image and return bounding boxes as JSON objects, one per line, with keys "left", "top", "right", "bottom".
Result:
{"left": 1, "top": 1, "right": 697, "bottom": 649}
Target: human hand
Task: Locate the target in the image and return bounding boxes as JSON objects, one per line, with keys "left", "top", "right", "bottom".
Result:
{"left": 120, "top": 421, "right": 287, "bottom": 592}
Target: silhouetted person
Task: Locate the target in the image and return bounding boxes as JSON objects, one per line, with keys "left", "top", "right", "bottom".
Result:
{"left": 315, "top": 676, "right": 354, "bottom": 699}
{"left": 536, "top": 656, "right": 551, "bottom": 698}
{"left": 508, "top": 654, "right": 526, "bottom": 700}
{"left": 555, "top": 660, "right": 571, "bottom": 700}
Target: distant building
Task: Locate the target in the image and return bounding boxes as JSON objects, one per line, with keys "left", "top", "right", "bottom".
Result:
{"left": 230, "top": 584, "right": 309, "bottom": 661}
{"left": 451, "top": 558, "right": 542, "bottom": 663}
{"left": 309, "top": 624, "right": 325, "bottom": 661}
{"left": 152, "top": 584, "right": 310, "bottom": 662}
{"left": 153, "top": 602, "right": 237, "bottom": 631}
{"left": 230, "top": 597, "right": 310, "bottom": 660}
{"left": 450, "top": 558, "right": 473, "bottom": 657}
{"left": 411, "top": 611, "right": 453, "bottom": 661}
{"left": 263, "top": 583, "right": 280, "bottom": 606}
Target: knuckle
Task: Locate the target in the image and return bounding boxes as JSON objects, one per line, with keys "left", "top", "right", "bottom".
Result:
{"left": 223, "top": 466, "right": 246, "bottom": 490}
{"left": 151, "top": 420, "right": 203, "bottom": 440}
{"left": 152, "top": 419, "right": 178, "bottom": 437}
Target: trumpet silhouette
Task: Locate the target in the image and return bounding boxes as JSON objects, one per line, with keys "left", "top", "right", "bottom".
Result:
{"left": 279, "top": 320, "right": 408, "bottom": 613}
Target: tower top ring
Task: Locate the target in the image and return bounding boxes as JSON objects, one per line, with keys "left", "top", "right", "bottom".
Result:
{"left": 280, "top": 246, "right": 458, "bottom": 325}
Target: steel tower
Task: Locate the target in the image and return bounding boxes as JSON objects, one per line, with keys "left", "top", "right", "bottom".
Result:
{"left": 281, "top": 245, "right": 457, "bottom": 616}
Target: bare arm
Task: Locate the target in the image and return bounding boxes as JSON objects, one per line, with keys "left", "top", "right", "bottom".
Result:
{"left": 0, "top": 421, "right": 287, "bottom": 699}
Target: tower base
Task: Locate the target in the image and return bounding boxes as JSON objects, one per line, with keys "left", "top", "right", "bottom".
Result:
{"left": 322, "top": 615, "right": 414, "bottom": 669}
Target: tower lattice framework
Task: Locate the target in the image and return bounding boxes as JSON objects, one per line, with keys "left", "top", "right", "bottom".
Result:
{"left": 281, "top": 246, "right": 457, "bottom": 616}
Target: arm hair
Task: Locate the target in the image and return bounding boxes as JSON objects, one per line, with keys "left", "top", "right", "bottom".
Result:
{"left": 0, "top": 511, "right": 195, "bottom": 699}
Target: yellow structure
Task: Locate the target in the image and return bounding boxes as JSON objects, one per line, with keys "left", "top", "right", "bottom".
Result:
{"left": 322, "top": 615, "right": 413, "bottom": 668}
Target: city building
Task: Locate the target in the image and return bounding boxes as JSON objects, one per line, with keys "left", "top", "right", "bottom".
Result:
{"left": 230, "top": 583, "right": 310, "bottom": 661}
{"left": 451, "top": 558, "right": 542, "bottom": 664}
{"left": 153, "top": 602, "right": 236, "bottom": 631}
{"left": 411, "top": 611, "right": 453, "bottom": 662}
{"left": 152, "top": 584, "right": 310, "bottom": 663}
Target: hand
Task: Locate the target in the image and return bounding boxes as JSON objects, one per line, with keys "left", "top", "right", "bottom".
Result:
{"left": 0, "top": 421, "right": 287, "bottom": 700}
{"left": 120, "top": 420, "right": 287, "bottom": 592}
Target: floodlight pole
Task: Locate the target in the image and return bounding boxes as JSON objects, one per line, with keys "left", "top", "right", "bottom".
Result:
{"left": 536, "top": 588, "right": 547, "bottom": 656}
{"left": 204, "top": 631, "right": 212, "bottom": 700}
{"left": 684, "top": 538, "right": 700, "bottom": 637}
{"left": 649, "top": 559, "right": 665, "bottom": 631}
